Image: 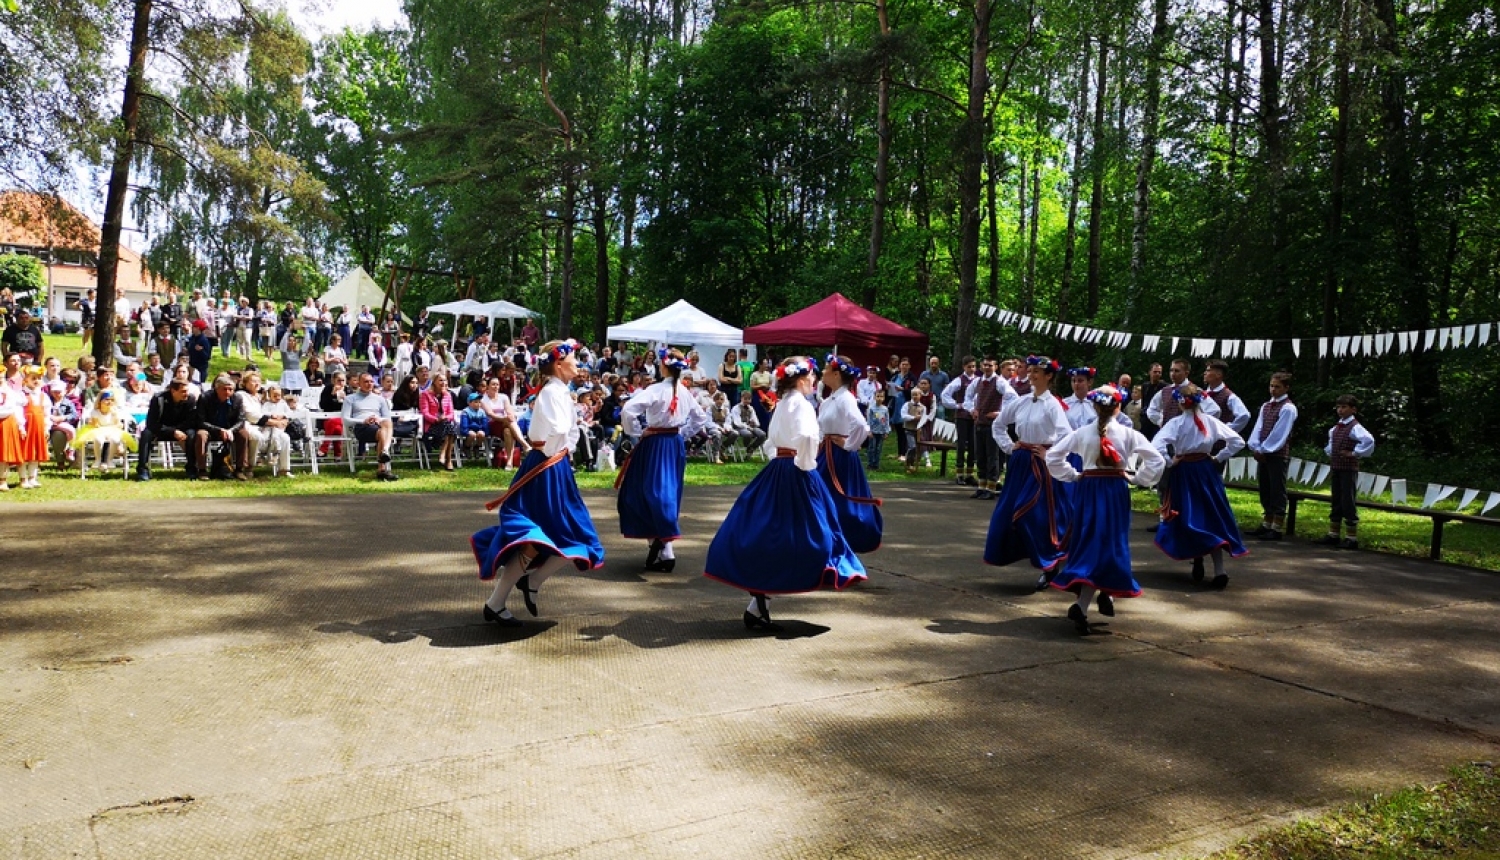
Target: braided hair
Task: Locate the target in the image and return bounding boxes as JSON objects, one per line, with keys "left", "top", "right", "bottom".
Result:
{"left": 1087, "top": 385, "right": 1126, "bottom": 467}
{"left": 657, "top": 347, "right": 688, "bottom": 414}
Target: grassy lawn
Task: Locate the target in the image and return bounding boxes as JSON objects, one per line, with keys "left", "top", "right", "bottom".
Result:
{"left": 1202, "top": 763, "right": 1500, "bottom": 860}
{"left": 44, "top": 338, "right": 288, "bottom": 385}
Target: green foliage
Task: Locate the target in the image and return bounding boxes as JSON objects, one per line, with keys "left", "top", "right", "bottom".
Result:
{"left": 0, "top": 254, "right": 47, "bottom": 305}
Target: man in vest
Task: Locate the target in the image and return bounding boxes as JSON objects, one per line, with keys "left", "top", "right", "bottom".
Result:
{"left": 962, "top": 356, "right": 1016, "bottom": 499}
{"left": 1246, "top": 371, "right": 1298, "bottom": 540}
{"left": 940, "top": 355, "right": 979, "bottom": 486}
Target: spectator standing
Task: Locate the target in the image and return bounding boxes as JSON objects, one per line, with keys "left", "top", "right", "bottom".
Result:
{"left": 917, "top": 356, "right": 950, "bottom": 418}
{"left": 1, "top": 308, "right": 45, "bottom": 363}
{"left": 1139, "top": 362, "right": 1167, "bottom": 438}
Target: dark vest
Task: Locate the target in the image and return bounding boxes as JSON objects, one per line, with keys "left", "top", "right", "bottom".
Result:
{"left": 1009, "top": 376, "right": 1032, "bottom": 397}
{"left": 1257, "top": 399, "right": 1291, "bottom": 458}
{"left": 974, "top": 377, "right": 1003, "bottom": 424}
{"left": 955, "top": 373, "right": 977, "bottom": 420}
{"left": 1159, "top": 386, "right": 1185, "bottom": 423}
{"left": 1207, "top": 385, "right": 1233, "bottom": 416}
{"left": 1330, "top": 419, "right": 1362, "bottom": 471}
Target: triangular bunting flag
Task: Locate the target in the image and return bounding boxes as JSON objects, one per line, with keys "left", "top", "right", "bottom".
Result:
{"left": 1372, "top": 475, "right": 1390, "bottom": 498}
{"left": 1356, "top": 472, "right": 1376, "bottom": 496}
{"left": 1319, "top": 337, "right": 1329, "bottom": 358}
{"left": 1481, "top": 323, "right": 1493, "bottom": 346}
{"left": 1170, "top": 337, "right": 1179, "bottom": 354}
{"left": 1464, "top": 325, "right": 1478, "bottom": 347}
{"left": 1290, "top": 339, "right": 1300, "bottom": 358}
{"left": 1313, "top": 464, "right": 1331, "bottom": 487}
{"left": 1334, "top": 336, "right": 1350, "bottom": 357}
{"left": 1423, "top": 329, "right": 1436, "bottom": 350}
{"left": 1227, "top": 458, "right": 1245, "bottom": 482}
{"left": 1245, "top": 459, "right": 1258, "bottom": 482}
{"left": 1458, "top": 488, "right": 1481, "bottom": 511}
{"left": 1288, "top": 458, "right": 1305, "bottom": 484}
{"left": 1390, "top": 478, "right": 1407, "bottom": 505}
{"left": 1421, "top": 484, "right": 1443, "bottom": 509}
{"left": 1482, "top": 492, "right": 1500, "bottom": 516}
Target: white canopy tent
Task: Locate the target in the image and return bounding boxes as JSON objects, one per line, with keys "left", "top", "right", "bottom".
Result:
{"left": 425, "top": 299, "right": 489, "bottom": 316}
{"left": 318, "top": 266, "right": 397, "bottom": 316}
{"left": 607, "top": 300, "right": 743, "bottom": 350}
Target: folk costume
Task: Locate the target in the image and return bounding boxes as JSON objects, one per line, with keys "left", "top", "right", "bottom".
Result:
{"left": 1045, "top": 386, "right": 1166, "bottom": 633}
{"left": 472, "top": 340, "right": 604, "bottom": 626}
{"left": 983, "top": 357, "right": 1072, "bottom": 585}
{"left": 815, "top": 356, "right": 882, "bottom": 554}
{"left": 1320, "top": 411, "right": 1375, "bottom": 548}
{"left": 1246, "top": 389, "right": 1297, "bottom": 539}
{"left": 616, "top": 350, "right": 711, "bottom": 571}
{"left": 963, "top": 369, "right": 1016, "bottom": 498}
{"left": 1152, "top": 391, "right": 1248, "bottom": 587}
{"left": 0, "top": 381, "right": 22, "bottom": 489}
{"left": 940, "top": 368, "right": 979, "bottom": 485}
{"left": 705, "top": 358, "right": 866, "bottom": 631}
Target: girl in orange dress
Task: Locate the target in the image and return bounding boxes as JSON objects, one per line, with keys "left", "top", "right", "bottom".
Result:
{"left": 0, "top": 375, "right": 22, "bottom": 491}
{"left": 17, "top": 366, "right": 50, "bottom": 488}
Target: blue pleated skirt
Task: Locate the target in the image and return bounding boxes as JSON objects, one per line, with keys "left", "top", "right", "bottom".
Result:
{"left": 1154, "top": 457, "right": 1249, "bottom": 561}
{"left": 616, "top": 432, "right": 686, "bottom": 541}
{"left": 815, "top": 443, "right": 883, "bottom": 554}
{"left": 1051, "top": 474, "right": 1142, "bottom": 598}
{"left": 704, "top": 457, "right": 867, "bottom": 594}
{"left": 471, "top": 449, "right": 605, "bottom": 580}
{"left": 983, "top": 448, "right": 1069, "bottom": 571}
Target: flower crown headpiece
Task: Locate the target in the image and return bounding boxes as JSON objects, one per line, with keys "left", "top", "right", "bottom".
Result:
{"left": 1171, "top": 387, "right": 1207, "bottom": 406}
{"left": 824, "top": 354, "right": 861, "bottom": 379}
{"left": 1087, "top": 385, "right": 1124, "bottom": 406}
{"left": 1068, "top": 366, "right": 1096, "bottom": 379}
{"left": 656, "top": 347, "right": 689, "bottom": 371}
{"left": 538, "top": 339, "right": 578, "bottom": 366}
{"left": 1026, "top": 355, "right": 1062, "bottom": 374}
{"left": 774, "top": 357, "right": 819, "bottom": 382}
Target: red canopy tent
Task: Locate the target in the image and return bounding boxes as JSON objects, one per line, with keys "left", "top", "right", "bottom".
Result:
{"left": 742, "top": 293, "right": 930, "bottom": 374}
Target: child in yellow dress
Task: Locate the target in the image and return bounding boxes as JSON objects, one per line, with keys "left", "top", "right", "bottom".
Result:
{"left": 73, "top": 390, "right": 137, "bottom": 472}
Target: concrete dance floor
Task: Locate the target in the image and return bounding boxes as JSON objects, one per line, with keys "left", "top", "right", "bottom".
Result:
{"left": 3, "top": 482, "right": 1498, "bottom": 859}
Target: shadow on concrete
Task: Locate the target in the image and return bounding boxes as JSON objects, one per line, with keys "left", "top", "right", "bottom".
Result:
{"left": 316, "top": 615, "right": 556, "bottom": 647}
{"left": 576, "top": 613, "right": 828, "bottom": 648}
{"left": 925, "top": 615, "right": 1110, "bottom": 642}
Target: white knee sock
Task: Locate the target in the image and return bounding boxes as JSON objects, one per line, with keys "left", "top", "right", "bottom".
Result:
{"left": 659, "top": 541, "right": 675, "bottom": 560}
{"left": 526, "top": 554, "right": 571, "bottom": 589}
{"left": 745, "top": 594, "right": 765, "bottom": 615}
{"left": 485, "top": 552, "right": 530, "bottom": 611}
{"left": 1074, "top": 585, "right": 1097, "bottom": 615}
{"left": 1211, "top": 547, "right": 1226, "bottom": 576}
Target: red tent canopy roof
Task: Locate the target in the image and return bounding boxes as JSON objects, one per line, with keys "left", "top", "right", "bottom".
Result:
{"left": 742, "top": 293, "right": 929, "bottom": 356}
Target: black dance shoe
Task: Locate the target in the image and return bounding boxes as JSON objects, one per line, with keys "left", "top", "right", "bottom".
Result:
{"left": 517, "top": 575, "right": 539, "bottom": 617}
{"left": 1096, "top": 593, "right": 1116, "bottom": 617}
{"left": 646, "top": 539, "right": 664, "bottom": 568}
{"left": 1067, "top": 604, "right": 1092, "bottom": 635}
{"left": 646, "top": 558, "right": 677, "bottom": 573}
{"left": 1034, "top": 572, "right": 1053, "bottom": 592}
{"left": 483, "top": 604, "right": 522, "bottom": 628}
{"left": 743, "top": 595, "right": 783, "bottom": 633}
{"left": 1191, "top": 557, "right": 1205, "bottom": 582}
{"left": 1210, "top": 574, "right": 1230, "bottom": 590}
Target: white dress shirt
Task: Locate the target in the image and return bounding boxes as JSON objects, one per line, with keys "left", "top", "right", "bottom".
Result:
{"left": 1153, "top": 412, "right": 1245, "bottom": 461}
{"left": 817, "top": 386, "right": 870, "bottom": 450}
{"left": 764, "top": 389, "right": 821, "bottom": 471}
{"left": 1046, "top": 423, "right": 1166, "bottom": 488}
{"left": 962, "top": 373, "right": 1019, "bottom": 417}
{"left": 619, "top": 379, "right": 710, "bottom": 438}
{"left": 1147, "top": 384, "right": 1222, "bottom": 427}
{"left": 1206, "top": 384, "right": 1252, "bottom": 433}
{"left": 1324, "top": 416, "right": 1376, "bottom": 459}
{"left": 1247, "top": 395, "right": 1297, "bottom": 455}
{"left": 530, "top": 378, "right": 581, "bottom": 457}
{"left": 994, "top": 391, "right": 1071, "bottom": 454}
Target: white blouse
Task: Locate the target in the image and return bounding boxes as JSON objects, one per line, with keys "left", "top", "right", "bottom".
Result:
{"left": 1153, "top": 412, "right": 1245, "bottom": 461}
{"left": 994, "top": 391, "right": 1071, "bottom": 453}
{"left": 529, "top": 378, "right": 580, "bottom": 456}
{"left": 764, "top": 390, "right": 821, "bottom": 471}
{"left": 620, "top": 379, "right": 710, "bottom": 438}
{"left": 1046, "top": 422, "right": 1166, "bottom": 487}
{"left": 816, "top": 386, "right": 870, "bottom": 450}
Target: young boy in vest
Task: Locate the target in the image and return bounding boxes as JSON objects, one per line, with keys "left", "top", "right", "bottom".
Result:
{"left": 1246, "top": 372, "right": 1298, "bottom": 540}
{"left": 1318, "top": 394, "right": 1375, "bottom": 549}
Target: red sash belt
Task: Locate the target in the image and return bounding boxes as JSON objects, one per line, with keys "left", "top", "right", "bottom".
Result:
{"left": 820, "top": 437, "right": 881, "bottom": 507}
{"left": 775, "top": 447, "right": 797, "bottom": 458}
{"left": 1083, "top": 468, "right": 1127, "bottom": 477}
{"left": 485, "top": 447, "right": 569, "bottom": 511}
{"left": 1011, "top": 443, "right": 1062, "bottom": 550}
{"left": 613, "top": 425, "right": 681, "bottom": 488}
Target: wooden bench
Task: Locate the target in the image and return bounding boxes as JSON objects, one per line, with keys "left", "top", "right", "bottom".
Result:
{"left": 1226, "top": 483, "right": 1500, "bottom": 561}
{"left": 915, "top": 440, "right": 957, "bottom": 477}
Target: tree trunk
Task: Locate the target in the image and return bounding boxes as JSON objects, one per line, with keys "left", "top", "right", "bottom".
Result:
{"left": 1085, "top": 39, "right": 1108, "bottom": 319}
{"left": 592, "top": 180, "right": 609, "bottom": 346}
{"left": 1130, "top": 0, "right": 1169, "bottom": 290}
{"left": 985, "top": 149, "right": 1001, "bottom": 304}
{"left": 863, "top": 0, "right": 892, "bottom": 311}
{"left": 1318, "top": 0, "right": 1351, "bottom": 388}
{"left": 614, "top": 194, "right": 634, "bottom": 327}
{"left": 1024, "top": 74, "right": 1047, "bottom": 316}
{"left": 952, "top": 0, "right": 993, "bottom": 369}
{"left": 557, "top": 169, "right": 576, "bottom": 339}
{"left": 1058, "top": 37, "right": 1092, "bottom": 325}
{"left": 1372, "top": 0, "right": 1444, "bottom": 449}
{"left": 1258, "top": 0, "right": 1293, "bottom": 358}
{"left": 94, "top": 0, "right": 152, "bottom": 366}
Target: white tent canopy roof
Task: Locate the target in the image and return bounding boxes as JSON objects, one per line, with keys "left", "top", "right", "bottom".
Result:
{"left": 424, "top": 299, "right": 489, "bottom": 316}
{"left": 480, "top": 299, "right": 540, "bottom": 320}
{"left": 318, "top": 266, "right": 391, "bottom": 313}
{"left": 606, "top": 299, "right": 742, "bottom": 349}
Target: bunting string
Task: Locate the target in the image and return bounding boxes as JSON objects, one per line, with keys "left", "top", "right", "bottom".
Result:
{"left": 976, "top": 303, "right": 1497, "bottom": 359}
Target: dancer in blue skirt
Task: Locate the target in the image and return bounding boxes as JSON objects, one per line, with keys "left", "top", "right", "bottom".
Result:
{"left": 616, "top": 347, "right": 709, "bottom": 571}
{"left": 472, "top": 339, "right": 605, "bottom": 627}
{"left": 815, "top": 354, "right": 882, "bottom": 554}
{"left": 705, "top": 356, "right": 867, "bottom": 632}
{"left": 983, "top": 355, "right": 1073, "bottom": 590}
{"left": 1045, "top": 386, "right": 1165, "bottom": 635}
{"left": 1151, "top": 384, "right": 1247, "bottom": 589}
